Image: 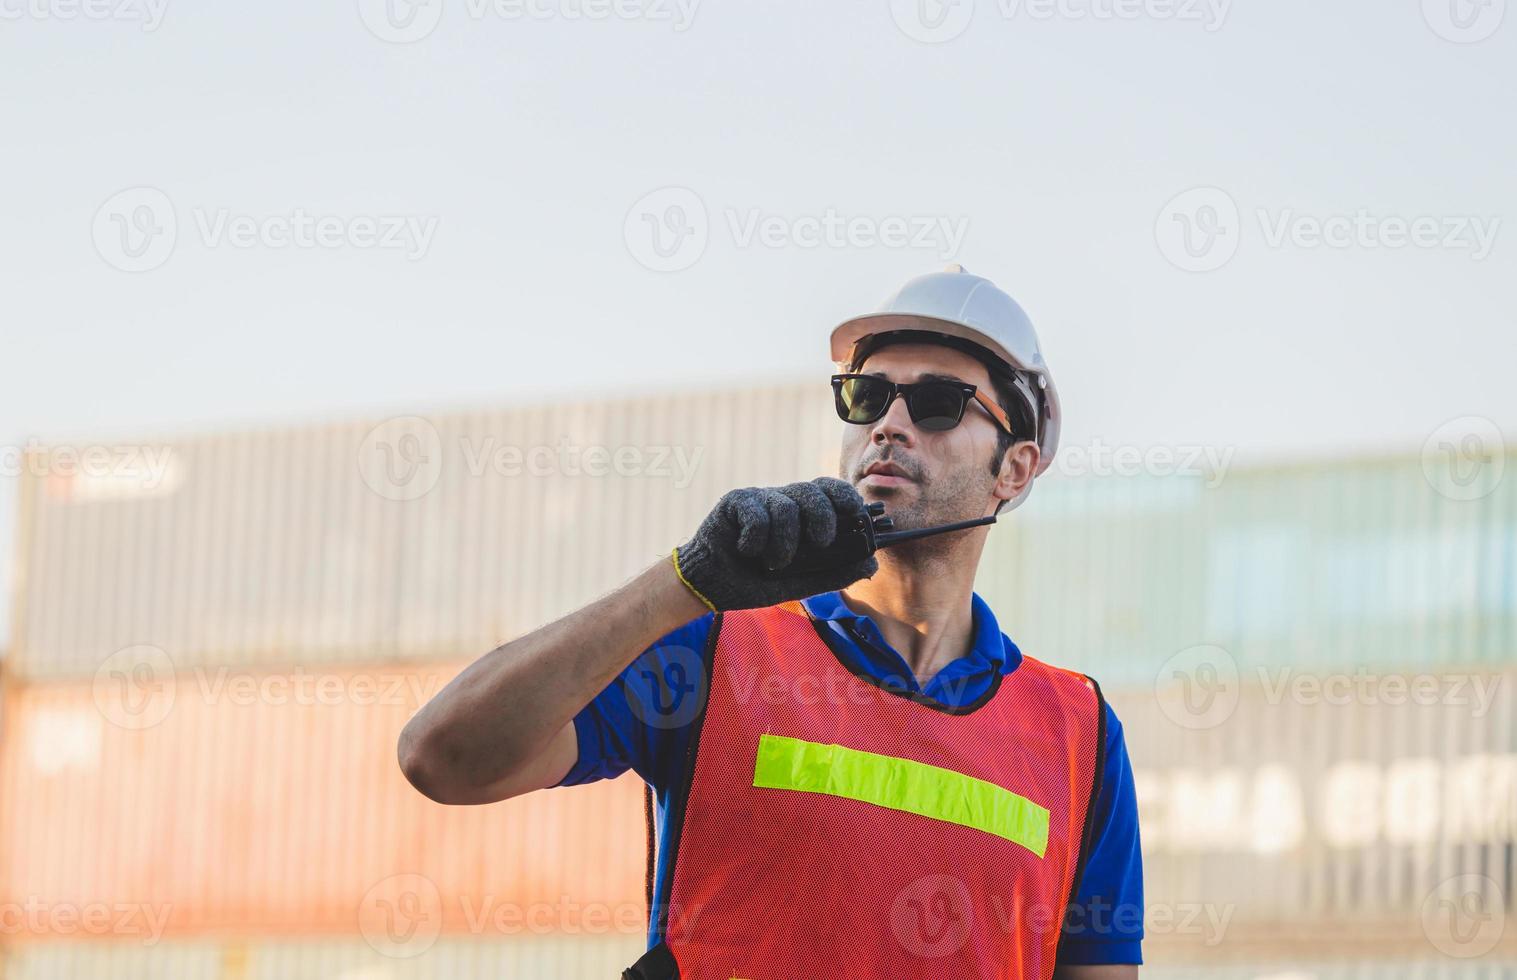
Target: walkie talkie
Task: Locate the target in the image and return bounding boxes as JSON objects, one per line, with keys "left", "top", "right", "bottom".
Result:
{"left": 764, "top": 501, "right": 997, "bottom": 576}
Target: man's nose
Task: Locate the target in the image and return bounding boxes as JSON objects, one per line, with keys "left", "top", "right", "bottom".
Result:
{"left": 870, "top": 393, "right": 917, "bottom": 446}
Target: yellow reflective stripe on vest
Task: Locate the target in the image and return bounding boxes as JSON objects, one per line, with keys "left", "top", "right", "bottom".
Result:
{"left": 751, "top": 733, "right": 1050, "bottom": 858}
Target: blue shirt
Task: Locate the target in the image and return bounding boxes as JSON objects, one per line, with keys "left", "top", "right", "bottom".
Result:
{"left": 554, "top": 590, "right": 1144, "bottom": 966}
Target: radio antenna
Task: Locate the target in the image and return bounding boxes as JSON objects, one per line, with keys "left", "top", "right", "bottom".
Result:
{"left": 873, "top": 514, "right": 996, "bottom": 548}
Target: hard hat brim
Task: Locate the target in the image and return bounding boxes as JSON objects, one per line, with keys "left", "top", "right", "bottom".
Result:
{"left": 830, "top": 312, "right": 1038, "bottom": 375}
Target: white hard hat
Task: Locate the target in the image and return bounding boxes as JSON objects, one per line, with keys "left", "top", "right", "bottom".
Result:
{"left": 830, "top": 265, "right": 1062, "bottom": 485}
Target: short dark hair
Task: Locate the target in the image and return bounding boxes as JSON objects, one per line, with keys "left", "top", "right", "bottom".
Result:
{"left": 981, "top": 373, "right": 1032, "bottom": 515}
{"left": 847, "top": 335, "right": 1036, "bottom": 514}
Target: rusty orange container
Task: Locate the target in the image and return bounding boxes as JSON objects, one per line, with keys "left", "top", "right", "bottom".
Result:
{"left": 0, "top": 663, "right": 647, "bottom": 941}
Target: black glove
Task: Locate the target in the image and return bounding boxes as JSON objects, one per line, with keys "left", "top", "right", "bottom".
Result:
{"left": 672, "top": 477, "right": 879, "bottom": 612}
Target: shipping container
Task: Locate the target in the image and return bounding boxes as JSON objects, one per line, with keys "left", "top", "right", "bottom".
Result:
{"left": 7, "top": 384, "right": 1512, "bottom": 683}
{"left": 982, "top": 453, "right": 1516, "bottom": 687}
{"left": 6, "top": 382, "right": 842, "bottom": 679}
{"left": 1, "top": 665, "right": 1512, "bottom": 947}
{"left": 0, "top": 936, "right": 642, "bottom": 980}
{"left": 0, "top": 937, "right": 1511, "bottom": 980}
{"left": 1108, "top": 667, "right": 1517, "bottom": 933}
{"left": 0, "top": 666, "right": 646, "bottom": 938}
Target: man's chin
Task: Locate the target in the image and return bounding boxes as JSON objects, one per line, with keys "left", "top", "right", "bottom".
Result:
{"left": 858, "top": 484, "right": 927, "bottom": 529}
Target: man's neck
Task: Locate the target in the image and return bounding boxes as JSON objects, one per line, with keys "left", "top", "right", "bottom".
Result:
{"left": 838, "top": 535, "right": 985, "bottom": 689}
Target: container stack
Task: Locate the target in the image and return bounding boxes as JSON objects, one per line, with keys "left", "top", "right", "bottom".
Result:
{"left": 1, "top": 381, "right": 1512, "bottom": 977}
{"left": 986, "top": 449, "right": 1517, "bottom": 970}
{"left": 0, "top": 382, "right": 841, "bottom": 977}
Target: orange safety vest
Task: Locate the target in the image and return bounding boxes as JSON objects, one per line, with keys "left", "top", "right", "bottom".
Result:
{"left": 625, "top": 600, "right": 1105, "bottom": 980}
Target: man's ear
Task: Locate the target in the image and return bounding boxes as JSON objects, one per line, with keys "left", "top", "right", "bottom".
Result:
{"left": 992, "top": 441, "right": 1041, "bottom": 509}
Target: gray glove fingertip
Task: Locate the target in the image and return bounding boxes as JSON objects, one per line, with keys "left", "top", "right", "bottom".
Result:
{"left": 762, "top": 493, "right": 801, "bottom": 570}
{"left": 727, "top": 489, "right": 772, "bottom": 558}
{"left": 786, "top": 480, "right": 838, "bottom": 548}
{"left": 814, "top": 475, "right": 866, "bottom": 518}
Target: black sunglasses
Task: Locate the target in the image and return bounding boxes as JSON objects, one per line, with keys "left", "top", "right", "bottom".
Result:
{"left": 831, "top": 374, "right": 1013, "bottom": 434}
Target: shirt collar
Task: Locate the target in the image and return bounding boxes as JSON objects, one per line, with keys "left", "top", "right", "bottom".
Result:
{"left": 800, "top": 589, "right": 1022, "bottom": 698}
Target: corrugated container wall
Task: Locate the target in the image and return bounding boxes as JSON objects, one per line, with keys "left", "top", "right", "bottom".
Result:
{"left": 0, "top": 937, "right": 643, "bottom": 980}
{"left": 7, "top": 383, "right": 842, "bottom": 679}
{"left": 1110, "top": 671, "right": 1517, "bottom": 932}
{"left": 982, "top": 453, "right": 1515, "bottom": 686}
{"left": 9, "top": 382, "right": 1513, "bottom": 683}
{"left": 1, "top": 385, "right": 1514, "bottom": 971}
{"left": 1, "top": 938, "right": 1511, "bottom": 980}
{"left": 0, "top": 667, "right": 646, "bottom": 937}
{"left": 3, "top": 665, "right": 1510, "bottom": 948}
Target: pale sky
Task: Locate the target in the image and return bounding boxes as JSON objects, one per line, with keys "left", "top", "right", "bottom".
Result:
{"left": 3, "top": 0, "right": 1514, "bottom": 641}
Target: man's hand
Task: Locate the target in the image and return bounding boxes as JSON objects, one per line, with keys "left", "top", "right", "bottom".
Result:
{"left": 672, "top": 476, "right": 879, "bottom": 612}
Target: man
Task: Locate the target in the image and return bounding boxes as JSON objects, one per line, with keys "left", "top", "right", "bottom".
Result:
{"left": 398, "top": 266, "right": 1144, "bottom": 978}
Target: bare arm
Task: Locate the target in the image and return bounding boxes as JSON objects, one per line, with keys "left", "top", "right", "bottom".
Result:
{"left": 1054, "top": 965, "right": 1138, "bottom": 979}
{"left": 398, "top": 476, "right": 879, "bottom": 805}
{"left": 397, "top": 556, "right": 709, "bottom": 805}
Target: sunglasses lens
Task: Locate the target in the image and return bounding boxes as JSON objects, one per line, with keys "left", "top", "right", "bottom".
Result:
{"left": 908, "top": 383, "right": 967, "bottom": 431}
{"left": 836, "top": 377, "right": 892, "bottom": 423}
